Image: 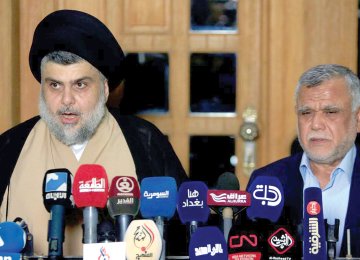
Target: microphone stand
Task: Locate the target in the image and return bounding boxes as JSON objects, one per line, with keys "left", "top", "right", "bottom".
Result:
{"left": 222, "top": 207, "right": 233, "bottom": 241}
{"left": 115, "top": 215, "right": 132, "bottom": 242}
{"left": 155, "top": 216, "right": 165, "bottom": 260}
{"left": 83, "top": 207, "right": 98, "bottom": 244}
{"left": 325, "top": 218, "right": 339, "bottom": 260}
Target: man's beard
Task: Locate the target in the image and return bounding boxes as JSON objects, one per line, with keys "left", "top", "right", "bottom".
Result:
{"left": 39, "top": 89, "right": 106, "bottom": 146}
{"left": 297, "top": 119, "right": 358, "bottom": 165}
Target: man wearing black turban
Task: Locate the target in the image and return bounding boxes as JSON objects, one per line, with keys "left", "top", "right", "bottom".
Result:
{"left": 0, "top": 9, "right": 187, "bottom": 256}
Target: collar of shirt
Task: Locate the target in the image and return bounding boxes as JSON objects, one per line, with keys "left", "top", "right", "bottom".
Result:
{"left": 71, "top": 141, "right": 88, "bottom": 161}
{"left": 299, "top": 145, "right": 356, "bottom": 190}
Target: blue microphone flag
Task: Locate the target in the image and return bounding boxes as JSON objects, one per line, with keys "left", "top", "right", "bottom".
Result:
{"left": 246, "top": 176, "right": 284, "bottom": 222}
{"left": 0, "top": 222, "right": 26, "bottom": 253}
{"left": 303, "top": 187, "right": 327, "bottom": 259}
{"left": 140, "top": 176, "right": 178, "bottom": 219}
{"left": 177, "top": 181, "right": 210, "bottom": 224}
{"left": 189, "top": 226, "right": 228, "bottom": 259}
{"left": 0, "top": 252, "right": 21, "bottom": 260}
{"left": 42, "top": 168, "right": 73, "bottom": 211}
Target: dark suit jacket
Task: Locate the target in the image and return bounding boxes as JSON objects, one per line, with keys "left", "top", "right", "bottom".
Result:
{"left": 0, "top": 108, "right": 188, "bottom": 206}
{"left": 247, "top": 149, "right": 360, "bottom": 257}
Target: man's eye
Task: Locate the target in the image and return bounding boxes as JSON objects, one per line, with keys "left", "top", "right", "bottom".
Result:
{"left": 76, "top": 82, "right": 87, "bottom": 89}
{"left": 325, "top": 110, "right": 338, "bottom": 114}
{"left": 50, "top": 82, "right": 59, "bottom": 88}
{"left": 300, "top": 111, "right": 311, "bottom": 116}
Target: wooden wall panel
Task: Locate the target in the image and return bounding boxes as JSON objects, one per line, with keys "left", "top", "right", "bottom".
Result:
{"left": 258, "top": 0, "right": 358, "bottom": 167}
{"left": 124, "top": 0, "right": 170, "bottom": 33}
{"left": 0, "top": 0, "right": 19, "bottom": 132}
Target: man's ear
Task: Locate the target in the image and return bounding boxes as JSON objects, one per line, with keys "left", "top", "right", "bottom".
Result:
{"left": 356, "top": 108, "right": 360, "bottom": 132}
{"left": 104, "top": 80, "right": 109, "bottom": 101}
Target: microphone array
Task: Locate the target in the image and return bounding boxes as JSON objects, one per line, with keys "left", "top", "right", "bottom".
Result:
{"left": 2, "top": 167, "right": 358, "bottom": 259}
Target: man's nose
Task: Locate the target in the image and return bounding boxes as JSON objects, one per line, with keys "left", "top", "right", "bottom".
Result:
{"left": 61, "top": 86, "right": 75, "bottom": 106}
{"left": 310, "top": 111, "right": 325, "bottom": 130}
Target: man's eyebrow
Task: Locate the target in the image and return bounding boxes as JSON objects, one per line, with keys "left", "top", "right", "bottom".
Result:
{"left": 297, "top": 106, "right": 311, "bottom": 112}
{"left": 44, "top": 77, "right": 62, "bottom": 84}
{"left": 43, "top": 76, "right": 94, "bottom": 84}
{"left": 72, "top": 76, "right": 94, "bottom": 83}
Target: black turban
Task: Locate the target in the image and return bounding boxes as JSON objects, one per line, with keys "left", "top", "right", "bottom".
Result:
{"left": 29, "top": 9, "right": 125, "bottom": 90}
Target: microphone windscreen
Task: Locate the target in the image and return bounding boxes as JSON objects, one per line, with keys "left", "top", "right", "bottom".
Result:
{"left": 42, "top": 168, "right": 73, "bottom": 211}
{"left": 303, "top": 187, "right": 327, "bottom": 259}
{"left": 189, "top": 226, "right": 228, "bottom": 259}
{"left": 246, "top": 176, "right": 284, "bottom": 222}
{"left": 216, "top": 172, "right": 240, "bottom": 190}
{"left": 140, "top": 176, "right": 177, "bottom": 219}
{"left": 72, "top": 164, "right": 109, "bottom": 208}
{"left": 227, "top": 223, "right": 263, "bottom": 259}
{"left": 124, "top": 219, "right": 162, "bottom": 260}
{"left": 177, "top": 181, "right": 210, "bottom": 224}
{"left": 0, "top": 222, "right": 26, "bottom": 253}
{"left": 107, "top": 176, "right": 140, "bottom": 217}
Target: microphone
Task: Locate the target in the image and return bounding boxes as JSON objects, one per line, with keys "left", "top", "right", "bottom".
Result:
{"left": 107, "top": 176, "right": 140, "bottom": 242}
{"left": 73, "top": 164, "right": 109, "bottom": 244}
{"left": 246, "top": 176, "right": 300, "bottom": 258}
{"left": 42, "top": 168, "right": 73, "bottom": 259}
{"left": 303, "top": 187, "right": 327, "bottom": 259}
{"left": 97, "top": 220, "right": 116, "bottom": 243}
{"left": 13, "top": 217, "right": 33, "bottom": 257}
{"left": 216, "top": 172, "right": 240, "bottom": 190}
{"left": 246, "top": 175, "right": 284, "bottom": 223}
{"left": 177, "top": 181, "right": 210, "bottom": 237}
{"left": 208, "top": 172, "right": 251, "bottom": 241}
{"left": 325, "top": 218, "right": 339, "bottom": 260}
{"left": 188, "top": 226, "right": 228, "bottom": 259}
{"left": 266, "top": 224, "right": 298, "bottom": 258}
{"left": 228, "top": 222, "right": 263, "bottom": 259}
{"left": 124, "top": 219, "right": 162, "bottom": 260}
{"left": 0, "top": 221, "right": 26, "bottom": 260}
{"left": 140, "top": 176, "right": 178, "bottom": 260}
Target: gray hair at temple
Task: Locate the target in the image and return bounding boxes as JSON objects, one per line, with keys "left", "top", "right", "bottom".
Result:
{"left": 294, "top": 64, "right": 360, "bottom": 112}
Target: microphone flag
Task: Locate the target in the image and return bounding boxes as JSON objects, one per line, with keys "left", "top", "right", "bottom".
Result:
{"left": 267, "top": 224, "right": 298, "bottom": 258}
{"left": 303, "top": 187, "right": 327, "bottom": 259}
{"left": 124, "top": 219, "right": 162, "bottom": 260}
{"left": 108, "top": 176, "right": 140, "bottom": 217}
{"left": 189, "top": 226, "right": 228, "bottom": 259}
{"left": 227, "top": 223, "right": 263, "bottom": 260}
{"left": 246, "top": 176, "right": 284, "bottom": 222}
{"left": 140, "top": 176, "right": 177, "bottom": 219}
{"left": 43, "top": 168, "right": 73, "bottom": 211}
{"left": 207, "top": 190, "right": 251, "bottom": 207}
{"left": 177, "top": 181, "right": 210, "bottom": 224}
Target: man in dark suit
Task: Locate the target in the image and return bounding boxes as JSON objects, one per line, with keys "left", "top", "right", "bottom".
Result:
{"left": 248, "top": 64, "right": 360, "bottom": 257}
{"left": 0, "top": 9, "right": 187, "bottom": 256}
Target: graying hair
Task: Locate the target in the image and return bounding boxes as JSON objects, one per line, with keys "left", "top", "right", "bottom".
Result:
{"left": 295, "top": 64, "right": 360, "bottom": 111}
{"left": 40, "top": 50, "right": 107, "bottom": 82}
